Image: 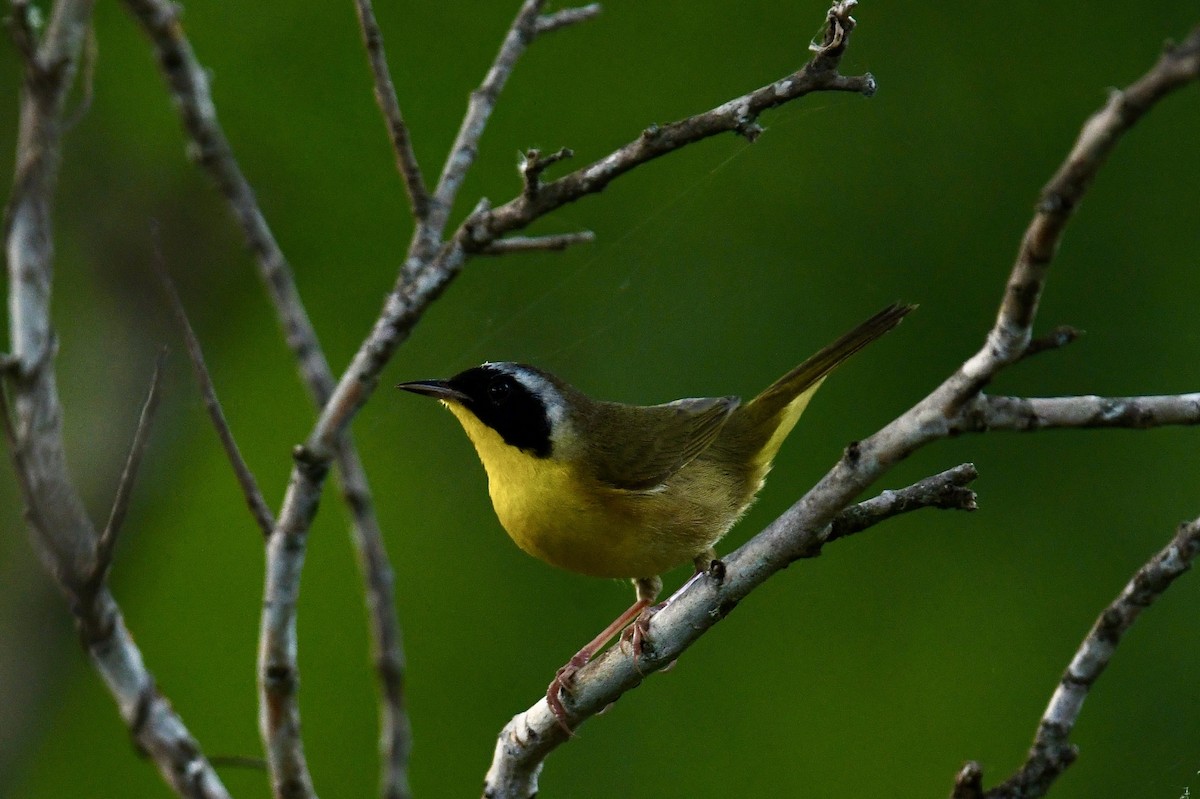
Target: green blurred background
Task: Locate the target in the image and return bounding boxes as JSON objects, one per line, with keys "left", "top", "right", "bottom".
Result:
{"left": 2, "top": 1, "right": 1199, "bottom": 797}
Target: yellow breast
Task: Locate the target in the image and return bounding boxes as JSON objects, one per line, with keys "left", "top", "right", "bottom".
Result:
{"left": 446, "top": 403, "right": 736, "bottom": 579}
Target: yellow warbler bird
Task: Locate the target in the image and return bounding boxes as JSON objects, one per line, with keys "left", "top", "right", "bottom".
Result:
{"left": 397, "top": 302, "right": 913, "bottom": 725}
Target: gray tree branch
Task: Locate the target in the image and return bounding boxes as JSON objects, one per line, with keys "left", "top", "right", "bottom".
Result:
{"left": 92, "top": 349, "right": 166, "bottom": 589}
{"left": 464, "top": 1, "right": 873, "bottom": 251}
{"left": 157, "top": 264, "right": 276, "bottom": 538}
{"left": 122, "top": 2, "right": 414, "bottom": 795}
{"left": 952, "top": 517, "right": 1200, "bottom": 799}
{"left": 353, "top": 0, "right": 430, "bottom": 225}
{"left": 3, "top": 2, "right": 229, "bottom": 792}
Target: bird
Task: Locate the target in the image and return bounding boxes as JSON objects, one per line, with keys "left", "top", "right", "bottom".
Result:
{"left": 396, "top": 302, "right": 913, "bottom": 728}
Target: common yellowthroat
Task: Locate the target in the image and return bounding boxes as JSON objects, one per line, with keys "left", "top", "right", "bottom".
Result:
{"left": 397, "top": 303, "right": 913, "bottom": 725}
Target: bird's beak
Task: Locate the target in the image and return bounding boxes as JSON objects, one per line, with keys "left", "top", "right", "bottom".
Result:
{"left": 395, "top": 379, "right": 470, "bottom": 404}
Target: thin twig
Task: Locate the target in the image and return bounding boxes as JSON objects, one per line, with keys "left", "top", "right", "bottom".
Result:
{"left": 90, "top": 348, "right": 168, "bottom": 590}
{"left": 976, "top": 517, "right": 1200, "bottom": 799}
{"left": 427, "top": 0, "right": 547, "bottom": 237}
{"left": 354, "top": 0, "right": 431, "bottom": 224}
{"left": 484, "top": 464, "right": 980, "bottom": 799}
{"left": 534, "top": 4, "right": 601, "bottom": 35}
{"left": 155, "top": 260, "right": 277, "bottom": 538}
{"left": 478, "top": 231, "right": 595, "bottom": 255}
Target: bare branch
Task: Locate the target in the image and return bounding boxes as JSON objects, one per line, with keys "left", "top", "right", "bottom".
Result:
{"left": 259, "top": 457, "right": 323, "bottom": 799}
{"left": 831, "top": 23, "right": 1200, "bottom": 470}
{"left": 428, "top": 0, "right": 547, "bottom": 236}
{"left": 954, "top": 392, "right": 1200, "bottom": 433}
{"left": 122, "top": 0, "right": 331, "bottom": 404}
{"left": 124, "top": 3, "right": 413, "bottom": 792}
{"left": 981, "top": 27, "right": 1200, "bottom": 369}
{"left": 483, "top": 464, "right": 980, "bottom": 798}
{"left": 465, "top": 1, "right": 873, "bottom": 249}
{"left": 354, "top": 0, "right": 431, "bottom": 223}
{"left": 968, "top": 517, "right": 1200, "bottom": 799}
{"left": 478, "top": 231, "right": 595, "bottom": 255}
{"left": 534, "top": 4, "right": 601, "bottom": 36}
{"left": 337, "top": 445, "right": 412, "bottom": 799}
{"left": 160, "top": 256, "right": 319, "bottom": 799}
{"left": 156, "top": 262, "right": 276, "bottom": 538}
{"left": 3, "top": 0, "right": 231, "bottom": 793}
{"left": 91, "top": 348, "right": 167, "bottom": 590}
{"left": 814, "top": 462, "right": 977, "bottom": 552}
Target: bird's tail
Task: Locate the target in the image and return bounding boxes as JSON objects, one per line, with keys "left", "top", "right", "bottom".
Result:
{"left": 734, "top": 302, "right": 915, "bottom": 468}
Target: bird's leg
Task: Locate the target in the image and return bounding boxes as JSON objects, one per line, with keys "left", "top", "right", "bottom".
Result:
{"left": 622, "top": 550, "right": 718, "bottom": 666}
{"left": 545, "top": 575, "right": 662, "bottom": 734}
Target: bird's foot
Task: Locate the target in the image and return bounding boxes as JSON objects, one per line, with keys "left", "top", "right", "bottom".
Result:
{"left": 619, "top": 601, "right": 666, "bottom": 673}
{"left": 544, "top": 595, "right": 654, "bottom": 735}
{"left": 545, "top": 651, "right": 591, "bottom": 735}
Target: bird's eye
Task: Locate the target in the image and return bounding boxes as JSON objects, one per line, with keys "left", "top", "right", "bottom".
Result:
{"left": 488, "top": 378, "right": 512, "bottom": 405}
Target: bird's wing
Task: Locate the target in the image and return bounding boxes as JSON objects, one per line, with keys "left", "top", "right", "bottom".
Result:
{"left": 589, "top": 396, "right": 739, "bottom": 491}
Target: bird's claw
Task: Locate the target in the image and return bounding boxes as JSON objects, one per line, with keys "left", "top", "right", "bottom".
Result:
{"left": 619, "top": 601, "right": 665, "bottom": 673}
{"left": 546, "top": 651, "right": 590, "bottom": 735}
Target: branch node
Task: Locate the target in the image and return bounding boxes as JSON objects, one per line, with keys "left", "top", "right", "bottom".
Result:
{"left": 5, "top": 0, "right": 43, "bottom": 66}
{"left": 809, "top": 0, "right": 857, "bottom": 57}
{"left": 1035, "top": 190, "right": 1073, "bottom": 216}
{"left": 640, "top": 123, "right": 662, "bottom": 140}
{"left": 461, "top": 196, "right": 495, "bottom": 249}
{"left": 734, "top": 114, "right": 763, "bottom": 142}
{"left": 1021, "top": 324, "right": 1082, "bottom": 361}
{"left": 860, "top": 71, "right": 878, "bottom": 97}
{"left": 950, "top": 761, "right": 984, "bottom": 799}
{"left": 521, "top": 147, "right": 574, "bottom": 198}
{"left": 291, "top": 443, "right": 329, "bottom": 483}
{"left": 707, "top": 558, "right": 726, "bottom": 585}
